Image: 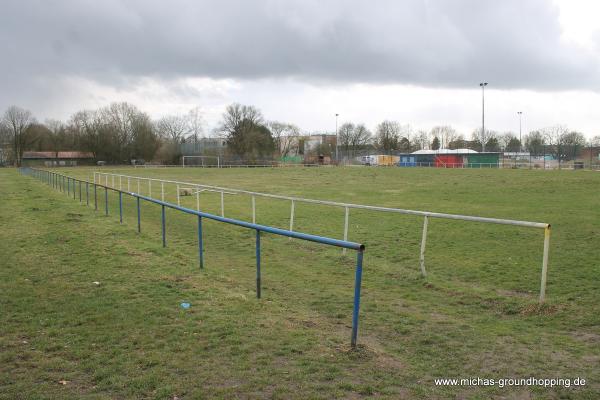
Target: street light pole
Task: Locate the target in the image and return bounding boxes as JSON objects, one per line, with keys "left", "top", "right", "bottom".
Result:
{"left": 517, "top": 111, "right": 523, "bottom": 152}
{"left": 335, "top": 113, "right": 339, "bottom": 164}
{"left": 479, "top": 82, "right": 488, "bottom": 151}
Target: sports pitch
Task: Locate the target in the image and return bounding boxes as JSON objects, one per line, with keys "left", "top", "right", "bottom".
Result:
{"left": 1, "top": 167, "right": 599, "bottom": 399}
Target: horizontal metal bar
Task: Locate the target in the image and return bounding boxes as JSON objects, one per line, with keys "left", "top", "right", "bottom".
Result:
{"left": 34, "top": 169, "right": 364, "bottom": 251}
{"left": 94, "top": 171, "right": 549, "bottom": 229}
{"left": 129, "top": 192, "right": 364, "bottom": 250}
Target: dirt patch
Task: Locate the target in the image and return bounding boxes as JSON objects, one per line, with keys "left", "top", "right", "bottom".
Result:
{"left": 571, "top": 331, "right": 600, "bottom": 345}
{"left": 519, "top": 303, "right": 560, "bottom": 316}
{"left": 65, "top": 213, "right": 83, "bottom": 222}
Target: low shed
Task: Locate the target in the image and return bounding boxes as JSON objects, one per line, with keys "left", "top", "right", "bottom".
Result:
{"left": 23, "top": 151, "right": 95, "bottom": 166}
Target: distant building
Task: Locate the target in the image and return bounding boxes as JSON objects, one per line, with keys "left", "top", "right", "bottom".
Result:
{"left": 581, "top": 147, "right": 600, "bottom": 163}
{"left": 22, "top": 151, "right": 95, "bottom": 166}
{"left": 300, "top": 134, "right": 336, "bottom": 154}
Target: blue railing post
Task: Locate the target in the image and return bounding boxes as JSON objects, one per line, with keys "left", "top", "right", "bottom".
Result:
{"left": 351, "top": 249, "right": 364, "bottom": 348}
{"left": 161, "top": 205, "right": 166, "bottom": 247}
{"left": 198, "top": 215, "right": 204, "bottom": 269}
{"left": 73, "top": 179, "right": 76, "bottom": 200}
{"left": 104, "top": 187, "right": 108, "bottom": 215}
{"left": 256, "top": 229, "right": 261, "bottom": 299}
{"left": 137, "top": 197, "right": 141, "bottom": 233}
{"left": 119, "top": 192, "right": 123, "bottom": 223}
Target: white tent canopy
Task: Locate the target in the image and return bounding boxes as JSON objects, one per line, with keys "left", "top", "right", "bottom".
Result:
{"left": 411, "top": 149, "right": 478, "bottom": 155}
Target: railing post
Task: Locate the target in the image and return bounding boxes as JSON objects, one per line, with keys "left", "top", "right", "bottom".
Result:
{"left": 351, "top": 249, "right": 364, "bottom": 348}
{"left": 198, "top": 215, "right": 204, "bottom": 269}
{"left": 161, "top": 205, "right": 166, "bottom": 247}
{"left": 137, "top": 197, "right": 141, "bottom": 233}
{"left": 86, "top": 182, "right": 89, "bottom": 206}
{"left": 539, "top": 225, "right": 551, "bottom": 303}
{"left": 104, "top": 187, "right": 108, "bottom": 215}
{"left": 343, "top": 206, "right": 349, "bottom": 255}
{"left": 220, "top": 191, "right": 224, "bottom": 217}
{"left": 119, "top": 192, "right": 123, "bottom": 223}
{"left": 94, "top": 184, "right": 97, "bottom": 210}
{"left": 78, "top": 181, "right": 81, "bottom": 202}
{"left": 289, "top": 200, "right": 295, "bottom": 239}
{"left": 256, "top": 229, "right": 261, "bottom": 299}
{"left": 196, "top": 187, "right": 200, "bottom": 211}
{"left": 419, "top": 216, "right": 429, "bottom": 277}
{"left": 73, "top": 180, "right": 76, "bottom": 200}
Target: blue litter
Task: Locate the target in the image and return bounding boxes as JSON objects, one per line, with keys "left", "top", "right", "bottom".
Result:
{"left": 180, "top": 302, "right": 191, "bottom": 309}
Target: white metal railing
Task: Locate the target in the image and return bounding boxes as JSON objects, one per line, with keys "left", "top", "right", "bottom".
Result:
{"left": 93, "top": 171, "right": 552, "bottom": 303}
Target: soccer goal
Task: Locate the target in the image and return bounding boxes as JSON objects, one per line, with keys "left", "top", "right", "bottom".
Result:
{"left": 182, "top": 155, "right": 220, "bottom": 168}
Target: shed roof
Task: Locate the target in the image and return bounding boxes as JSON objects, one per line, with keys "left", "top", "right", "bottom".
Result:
{"left": 23, "top": 151, "right": 94, "bottom": 159}
{"left": 412, "top": 149, "right": 478, "bottom": 155}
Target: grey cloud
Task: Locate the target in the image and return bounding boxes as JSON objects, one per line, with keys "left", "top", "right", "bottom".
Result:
{"left": 0, "top": 0, "right": 598, "bottom": 97}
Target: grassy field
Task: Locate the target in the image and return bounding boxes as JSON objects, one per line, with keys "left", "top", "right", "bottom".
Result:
{"left": 1, "top": 166, "right": 599, "bottom": 399}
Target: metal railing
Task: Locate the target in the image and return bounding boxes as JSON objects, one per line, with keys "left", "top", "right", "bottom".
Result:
{"left": 20, "top": 167, "right": 367, "bottom": 348}
{"left": 94, "top": 170, "right": 552, "bottom": 303}
{"left": 134, "top": 163, "right": 321, "bottom": 169}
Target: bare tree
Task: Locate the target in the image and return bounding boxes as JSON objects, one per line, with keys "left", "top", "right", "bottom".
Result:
{"left": 268, "top": 121, "right": 299, "bottom": 157}
{"left": 186, "top": 106, "right": 205, "bottom": 144}
{"left": 375, "top": 120, "right": 400, "bottom": 154}
{"left": 430, "top": 126, "right": 457, "bottom": 149}
{"left": 541, "top": 125, "right": 569, "bottom": 165}
{"left": 471, "top": 128, "right": 496, "bottom": 152}
{"left": 70, "top": 110, "right": 103, "bottom": 159}
{"left": 337, "top": 122, "right": 355, "bottom": 158}
{"left": 414, "top": 129, "right": 429, "bottom": 150}
{"left": 2, "top": 106, "right": 36, "bottom": 166}
{"left": 100, "top": 102, "right": 141, "bottom": 162}
{"left": 350, "top": 123, "right": 372, "bottom": 157}
{"left": 156, "top": 114, "right": 188, "bottom": 144}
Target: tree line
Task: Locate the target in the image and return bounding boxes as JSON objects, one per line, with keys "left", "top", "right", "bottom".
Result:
{"left": 1, "top": 102, "right": 598, "bottom": 166}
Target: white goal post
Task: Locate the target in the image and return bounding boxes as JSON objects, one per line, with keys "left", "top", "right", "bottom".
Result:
{"left": 182, "top": 156, "right": 220, "bottom": 168}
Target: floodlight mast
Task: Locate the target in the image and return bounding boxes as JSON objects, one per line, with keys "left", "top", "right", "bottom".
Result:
{"left": 480, "top": 82, "right": 488, "bottom": 151}
{"left": 335, "top": 113, "right": 339, "bottom": 164}
{"left": 518, "top": 111, "right": 523, "bottom": 152}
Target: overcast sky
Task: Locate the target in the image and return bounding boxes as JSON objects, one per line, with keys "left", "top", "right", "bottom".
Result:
{"left": 1, "top": 0, "right": 599, "bottom": 138}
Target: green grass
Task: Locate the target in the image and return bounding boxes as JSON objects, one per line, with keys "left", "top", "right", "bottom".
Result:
{"left": 1, "top": 166, "right": 599, "bottom": 399}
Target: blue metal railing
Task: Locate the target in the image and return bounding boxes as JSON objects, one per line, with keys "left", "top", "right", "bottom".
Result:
{"left": 20, "top": 167, "right": 367, "bottom": 347}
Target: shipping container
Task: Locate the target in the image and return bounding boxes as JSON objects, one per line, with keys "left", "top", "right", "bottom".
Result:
{"left": 466, "top": 153, "right": 500, "bottom": 168}
{"left": 434, "top": 154, "right": 464, "bottom": 168}
{"left": 399, "top": 155, "right": 416, "bottom": 167}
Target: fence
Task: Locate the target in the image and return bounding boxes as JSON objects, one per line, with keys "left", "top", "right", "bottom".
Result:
{"left": 20, "top": 167, "right": 367, "bottom": 348}
{"left": 94, "top": 170, "right": 552, "bottom": 303}
{"left": 134, "top": 163, "right": 321, "bottom": 169}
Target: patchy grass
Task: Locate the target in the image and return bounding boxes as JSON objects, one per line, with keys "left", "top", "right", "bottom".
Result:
{"left": 1, "top": 166, "right": 599, "bottom": 399}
